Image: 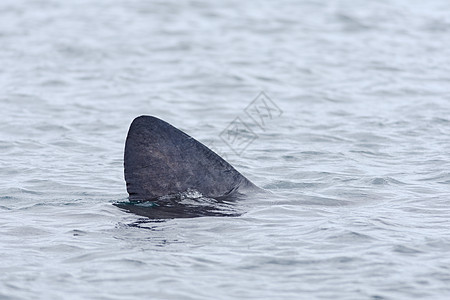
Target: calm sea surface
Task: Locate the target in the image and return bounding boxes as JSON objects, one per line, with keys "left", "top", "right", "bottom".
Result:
{"left": 1, "top": 0, "right": 450, "bottom": 299}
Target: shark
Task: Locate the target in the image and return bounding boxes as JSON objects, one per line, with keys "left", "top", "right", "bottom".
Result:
{"left": 115, "top": 115, "right": 262, "bottom": 219}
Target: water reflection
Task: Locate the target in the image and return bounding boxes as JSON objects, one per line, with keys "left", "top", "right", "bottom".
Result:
{"left": 114, "top": 193, "right": 243, "bottom": 219}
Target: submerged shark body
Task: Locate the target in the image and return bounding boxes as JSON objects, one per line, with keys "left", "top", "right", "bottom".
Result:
{"left": 116, "top": 115, "right": 260, "bottom": 219}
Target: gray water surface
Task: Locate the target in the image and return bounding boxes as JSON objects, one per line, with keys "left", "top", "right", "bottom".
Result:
{"left": 1, "top": 0, "right": 450, "bottom": 299}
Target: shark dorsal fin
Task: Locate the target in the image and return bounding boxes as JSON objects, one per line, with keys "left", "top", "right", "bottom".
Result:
{"left": 124, "top": 116, "right": 256, "bottom": 201}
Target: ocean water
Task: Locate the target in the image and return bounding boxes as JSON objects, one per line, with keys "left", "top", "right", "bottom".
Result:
{"left": 1, "top": 0, "right": 450, "bottom": 299}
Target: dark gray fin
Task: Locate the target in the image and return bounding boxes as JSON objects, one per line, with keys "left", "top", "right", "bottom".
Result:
{"left": 124, "top": 115, "right": 257, "bottom": 201}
